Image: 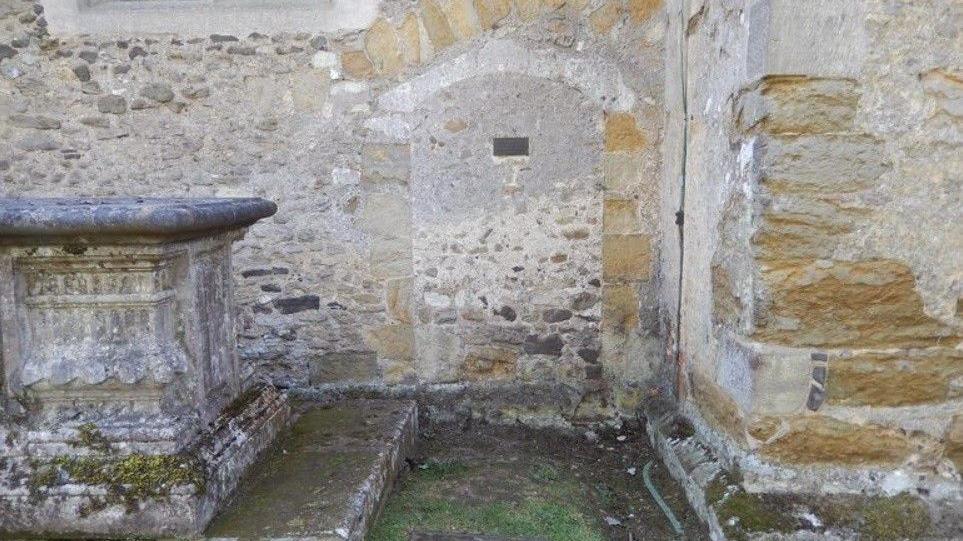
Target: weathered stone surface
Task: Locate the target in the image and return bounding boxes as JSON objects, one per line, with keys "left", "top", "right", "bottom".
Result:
{"left": 760, "top": 416, "right": 914, "bottom": 466}
{"left": 825, "top": 349, "right": 963, "bottom": 407}
{"left": 365, "top": 18, "right": 404, "bottom": 76}
{"left": 602, "top": 234, "right": 652, "bottom": 282}
{"left": 421, "top": 0, "right": 457, "bottom": 50}
{"left": 604, "top": 113, "right": 646, "bottom": 152}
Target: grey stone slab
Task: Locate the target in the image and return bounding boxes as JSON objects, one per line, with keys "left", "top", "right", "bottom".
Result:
{"left": 205, "top": 400, "right": 418, "bottom": 541}
{"left": 0, "top": 197, "right": 276, "bottom": 239}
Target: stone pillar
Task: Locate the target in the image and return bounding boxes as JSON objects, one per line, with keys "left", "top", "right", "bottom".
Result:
{"left": 0, "top": 198, "right": 291, "bottom": 537}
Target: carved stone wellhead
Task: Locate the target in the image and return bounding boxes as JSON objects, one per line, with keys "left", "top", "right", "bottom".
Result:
{"left": 0, "top": 198, "right": 291, "bottom": 537}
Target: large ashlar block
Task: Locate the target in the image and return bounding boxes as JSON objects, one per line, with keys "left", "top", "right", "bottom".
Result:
{"left": 0, "top": 198, "right": 290, "bottom": 537}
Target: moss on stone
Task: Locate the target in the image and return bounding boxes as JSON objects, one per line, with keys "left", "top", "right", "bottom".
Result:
{"left": 709, "top": 475, "right": 797, "bottom": 541}
{"left": 30, "top": 453, "right": 206, "bottom": 513}
{"left": 72, "top": 422, "right": 112, "bottom": 453}
{"left": 860, "top": 494, "right": 931, "bottom": 541}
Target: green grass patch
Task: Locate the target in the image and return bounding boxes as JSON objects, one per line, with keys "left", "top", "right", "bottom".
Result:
{"left": 368, "top": 460, "right": 605, "bottom": 541}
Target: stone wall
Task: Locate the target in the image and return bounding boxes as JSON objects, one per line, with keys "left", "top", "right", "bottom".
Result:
{"left": 0, "top": 0, "right": 667, "bottom": 424}
{"left": 671, "top": 0, "right": 962, "bottom": 499}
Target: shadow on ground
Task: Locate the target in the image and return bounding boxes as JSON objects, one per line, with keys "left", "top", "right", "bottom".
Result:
{"left": 368, "top": 420, "right": 708, "bottom": 541}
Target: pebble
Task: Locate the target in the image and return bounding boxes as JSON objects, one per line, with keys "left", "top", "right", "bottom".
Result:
{"left": 0, "top": 44, "right": 16, "bottom": 60}
{"left": 77, "top": 50, "right": 98, "bottom": 63}
{"left": 584, "top": 430, "right": 599, "bottom": 443}
{"left": 9, "top": 114, "right": 60, "bottom": 130}
{"left": 112, "top": 64, "right": 131, "bottom": 75}
{"left": 227, "top": 45, "right": 256, "bottom": 56}
{"left": 128, "top": 46, "right": 147, "bottom": 59}
{"left": 604, "top": 516, "right": 622, "bottom": 526}
{"left": 97, "top": 95, "right": 127, "bottom": 114}
{"left": 11, "top": 35, "right": 30, "bottom": 48}
{"left": 210, "top": 34, "right": 239, "bottom": 43}
{"left": 627, "top": 467, "right": 637, "bottom": 476}
{"left": 140, "top": 82, "right": 174, "bottom": 103}
{"left": 79, "top": 116, "right": 110, "bottom": 128}
{"left": 17, "top": 134, "right": 59, "bottom": 151}
{"left": 182, "top": 85, "right": 210, "bottom": 99}
{"left": 309, "top": 35, "right": 328, "bottom": 50}
{"left": 616, "top": 435, "right": 627, "bottom": 442}
{"left": 71, "top": 63, "right": 90, "bottom": 82}
{"left": 80, "top": 81, "right": 103, "bottom": 95}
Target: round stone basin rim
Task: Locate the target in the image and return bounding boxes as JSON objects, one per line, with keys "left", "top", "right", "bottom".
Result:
{"left": 0, "top": 197, "right": 277, "bottom": 238}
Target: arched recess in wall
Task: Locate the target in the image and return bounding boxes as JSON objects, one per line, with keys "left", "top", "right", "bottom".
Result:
{"left": 363, "top": 38, "right": 659, "bottom": 416}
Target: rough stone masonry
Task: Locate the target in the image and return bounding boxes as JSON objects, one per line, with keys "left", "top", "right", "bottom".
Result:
{"left": 1, "top": 0, "right": 961, "bottom": 529}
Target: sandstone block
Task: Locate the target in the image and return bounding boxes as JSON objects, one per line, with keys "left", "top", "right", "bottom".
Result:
{"left": 739, "top": 76, "right": 859, "bottom": 134}
{"left": 603, "top": 198, "right": 639, "bottom": 234}
{"left": 946, "top": 415, "right": 963, "bottom": 473}
{"left": 443, "top": 0, "right": 481, "bottom": 40}
{"left": 760, "top": 415, "right": 914, "bottom": 466}
{"left": 361, "top": 143, "right": 411, "bottom": 184}
{"left": 474, "top": 0, "right": 511, "bottom": 30}
{"left": 386, "top": 277, "right": 413, "bottom": 324}
{"left": 462, "top": 346, "right": 519, "bottom": 380}
{"left": 690, "top": 371, "right": 746, "bottom": 442}
{"left": 421, "top": 0, "right": 457, "bottom": 51}
{"left": 513, "top": 0, "right": 540, "bottom": 20}
{"left": 365, "top": 18, "right": 404, "bottom": 76}
{"left": 341, "top": 50, "right": 375, "bottom": 79}
{"left": 603, "top": 153, "right": 646, "bottom": 195}
{"left": 589, "top": 1, "right": 622, "bottom": 34}
{"left": 602, "top": 234, "right": 652, "bottom": 282}
{"left": 399, "top": 14, "right": 423, "bottom": 66}
{"left": 604, "top": 112, "right": 645, "bottom": 152}
{"left": 627, "top": 0, "right": 661, "bottom": 23}
{"left": 825, "top": 349, "right": 963, "bottom": 407}
{"left": 754, "top": 259, "right": 959, "bottom": 349}
{"left": 602, "top": 283, "right": 639, "bottom": 334}
{"left": 365, "top": 324, "right": 415, "bottom": 362}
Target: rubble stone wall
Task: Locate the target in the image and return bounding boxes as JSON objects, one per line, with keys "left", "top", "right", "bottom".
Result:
{"left": 0, "top": 0, "right": 667, "bottom": 423}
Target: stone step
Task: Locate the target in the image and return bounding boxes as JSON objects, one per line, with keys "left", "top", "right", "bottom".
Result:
{"left": 204, "top": 399, "right": 418, "bottom": 541}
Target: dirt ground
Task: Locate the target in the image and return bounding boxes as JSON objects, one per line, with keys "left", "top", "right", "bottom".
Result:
{"left": 368, "top": 419, "right": 708, "bottom": 541}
